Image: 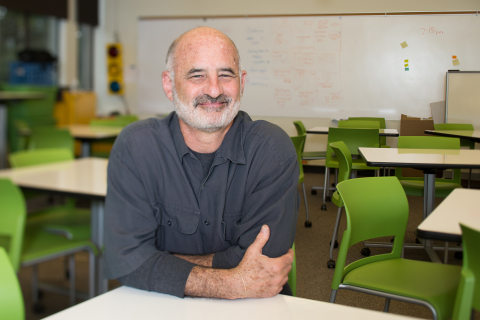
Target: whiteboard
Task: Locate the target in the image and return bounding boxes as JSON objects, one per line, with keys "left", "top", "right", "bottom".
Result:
{"left": 446, "top": 72, "right": 480, "bottom": 129}
{"left": 137, "top": 15, "right": 480, "bottom": 120}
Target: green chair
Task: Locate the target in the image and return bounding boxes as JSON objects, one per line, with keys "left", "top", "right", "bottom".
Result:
{"left": 395, "top": 136, "right": 462, "bottom": 220}
{"left": 330, "top": 176, "right": 461, "bottom": 320}
{"left": 318, "top": 128, "right": 379, "bottom": 211}
{"left": 27, "top": 126, "right": 75, "bottom": 153}
{"left": 293, "top": 121, "right": 327, "bottom": 160}
{"left": 434, "top": 123, "right": 475, "bottom": 188}
{"left": 338, "top": 120, "right": 380, "bottom": 129}
{"left": 327, "top": 141, "right": 352, "bottom": 269}
{"left": 453, "top": 224, "right": 480, "bottom": 319}
{"left": 349, "top": 117, "right": 389, "bottom": 148}
{"left": 0, "top": 247, "right": 24, "bottom": 320}
{"left": 8, "top": 149, "right": 91, "bottom": 241}
{"left": 291, "top": 135, "right": 311, "bottom": 228}
{"left": 0, "top": 178, "right": 97, "bottom": 311}
{"left": 287, "top": 243, "right": 297, "bottom": 297}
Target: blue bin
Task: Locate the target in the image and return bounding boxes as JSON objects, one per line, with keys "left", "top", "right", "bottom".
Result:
{"left": 9, "top": 62, "right": 55, "bottom": 85}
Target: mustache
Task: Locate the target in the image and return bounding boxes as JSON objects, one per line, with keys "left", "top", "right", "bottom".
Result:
{"left": 193, "top": 94, "right": 232, "bottom": 108}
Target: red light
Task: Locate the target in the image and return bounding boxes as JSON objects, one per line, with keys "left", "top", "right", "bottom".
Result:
{"left": 108, "top": 46, "right": 119, "bottom": 57}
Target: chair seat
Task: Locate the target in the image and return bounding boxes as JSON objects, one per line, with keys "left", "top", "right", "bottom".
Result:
{"left": 343, "top": 258, "right": 461, "bottom": 320}
{"left": 380, "top": 144, "right": 390, "bottom": 148}
{"left": 400, "top": 180, "right": 462, "bottom": 198}
{"left": 21, "top": 225, "right": 97, "bottom": 264}
{"left": 327, "top": 158, "right": 380, "bottom": 171}
{"left": 302, "top": 151, "right": 326, "bottom": 160}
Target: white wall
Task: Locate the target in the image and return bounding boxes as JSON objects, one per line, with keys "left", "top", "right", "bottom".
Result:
{"left": 92, "top": 0, "right": 479, "bottom": 155}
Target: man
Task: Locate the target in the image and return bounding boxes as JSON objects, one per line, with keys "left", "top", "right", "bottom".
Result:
{"left": 105, "top": 27, "right": 299, "bottom": 299}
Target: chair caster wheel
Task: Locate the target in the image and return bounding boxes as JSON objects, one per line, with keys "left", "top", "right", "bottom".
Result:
{"left": 33, "top": 303, "right": 46, "bottom": 314}
{"left": 305, "top": 220, "right": 312, "bottom": 228}
{"left": 327, "top": 259, "right": 336, "bottom": 268}
{"left": 65, "top": 270, "right": 70, "bottom": 279}
{"left": 321, "top": 205, "right": 327, "bottom": 211}
{"left": 361, "top": 248, "right": 371, "bottom": 257}
{"left": 415, "top": 238, "right": 421, "bottom": 244}
{"left": 454, "top": 251, "right": 463, "bottom": 260}
{"left": 330, "top": 240, "right": 339, "bottom": 248}
{"left": 331, "top": 183, "right": 336, "bottom": 187}
{"left": 311, "top": 189, "right": 317, "bottom": 195}
{"left": 326, "top": 197, "right": 331, "bottom": 202}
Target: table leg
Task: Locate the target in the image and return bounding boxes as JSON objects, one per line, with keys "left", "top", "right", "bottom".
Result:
{"left": 423, "top": 171, "right": 442, "bottom": 264}
{"left": 81, "top": 141, "right": 91, "bottom": 158}
{"left": 91, "top": 200, "right": 108, "bottom": 295}
{"left": 0, "top": 104, "right": 7, "bottom": 169}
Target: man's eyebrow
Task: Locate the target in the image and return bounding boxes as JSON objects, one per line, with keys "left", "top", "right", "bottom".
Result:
{"left": 187, "top": 68, "right": 205, "bottom": 75}
{"left": 219, "top": 68, "right": 236, "bottom": 75}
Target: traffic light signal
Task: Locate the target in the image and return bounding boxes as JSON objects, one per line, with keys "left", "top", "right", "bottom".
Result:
{"left": 106, "top": 43, "right": 123, "bottom": 95}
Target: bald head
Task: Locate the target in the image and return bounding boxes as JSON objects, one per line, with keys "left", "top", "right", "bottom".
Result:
{"left": 165, "top": 27, "right": 241, "bottom": 74}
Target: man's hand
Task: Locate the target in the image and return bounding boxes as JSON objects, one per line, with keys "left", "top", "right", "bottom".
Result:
{"left": 236, "top": 225, "right": 293, "bottom": 298}
{"left": 184, "top": 225, "right": 293, "bottom": 299}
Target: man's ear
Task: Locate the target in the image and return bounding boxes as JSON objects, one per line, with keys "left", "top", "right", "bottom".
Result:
{"left": 240, "top": 70, "right": 247, "bottom": 95}
{"left": 162, "top": 71, "right": 174, "bottom": 101}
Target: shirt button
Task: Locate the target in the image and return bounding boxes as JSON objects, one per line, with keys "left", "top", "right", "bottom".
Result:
{"left": 167, "top": 221, "right": 172, "bottom": 226}
{"left": 204, "top": 220, "right": 210, "bottom": 226}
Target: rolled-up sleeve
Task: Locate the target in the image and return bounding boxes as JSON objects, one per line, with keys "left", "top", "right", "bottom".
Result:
{"left": 104, "top": 144, "right": 195, "bottom": 297}
{"left": 212, "top": 138, "right": 299, "bottom": 269}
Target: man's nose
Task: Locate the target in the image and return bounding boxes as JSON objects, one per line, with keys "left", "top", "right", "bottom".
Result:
{"left": 203, "top": 75, "right": 223, "bottom": 98}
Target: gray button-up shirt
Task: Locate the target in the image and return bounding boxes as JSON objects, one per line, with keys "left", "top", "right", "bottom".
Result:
{"left": 104, "top": 111, "right": 299, "bottom": 296}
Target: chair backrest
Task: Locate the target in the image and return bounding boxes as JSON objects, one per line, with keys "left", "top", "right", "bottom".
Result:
{"left": 434, "top": 123, "right": 474, "bottom": 131}
{"left": 395, "top": 136, "right": 461, "bottom": 183}
{"left": 28, "top": 126, "right": 74, "bottom": 152}
{"left": 453, "top": 224, "right": 480, "bottom": 319}
{"left": 338, "top": 120, "right": 380, "bottom": 129}
{"left": 326, "top": 128, "right": 379, "bottom": 166}
{"left": 0, "top": 247, "right": 25, "bottom": 320}
{"left": 0, "top": 179, "right": 26, "bottom": 272}
{"left": 9, "top": 148, "right": 74, "bottom": 168}
{"left": 293, "top": 121, "right": 307, "bottom": 136}
{"left": 290, "top": 135, "right": 306, "bottom": 182}
{"left": 331, "top": 177, "right": 408, "bottom": 290}
{"left": 329, "top": 141, "right": 352, "bottom": 184}
{"left": 348, "top": 117, "right": 386, "bottom": 129}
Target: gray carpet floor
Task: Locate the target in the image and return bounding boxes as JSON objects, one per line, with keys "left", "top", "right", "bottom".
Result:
{"left": 18, "top": 168, "right": 478, "bottom": 320}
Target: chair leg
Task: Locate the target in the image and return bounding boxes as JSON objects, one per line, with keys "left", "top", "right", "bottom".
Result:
{"left": 322, "top": 167, "right": 329, "bottom": 209}
{"left": 32, "top": 264, "right": 39, "bottom": 305}
{"left": 69, "top": 255, "right": 76, "bottom": 306}
{"left": 444, "top": 241, "right": 449, "bottom": 264}
{"left": 302, "top": 182, "right": 311, "bottom": 227}
{"left": 88, "top": 249, "right": 96, "bottom": 299}
{"left": 383, "top": 298, "right": 391, "bottom": 312}
{"left": 329, "top": 289, "right": 337, "bottom": 303}
{"left": 468, "top": 169, "right": 472, "bottom": 189}
{"left": 330, "top": 207, "right": 343, "bottom": 260}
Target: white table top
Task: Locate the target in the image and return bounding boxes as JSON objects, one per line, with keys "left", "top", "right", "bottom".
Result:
{"left": 66, "top": 124, "right": 123, "bottom": 140}
{"left": 307, "top": 126, "right": 399, "bottom": 136}
{"left": 416, "top": 189, "right": 480, "bottom": 242}
{"left": 425, "top": 129, "right": 480, "bottom": 141}
{"left": 358, "top": 147, "right": 480, "bottom": 170}
{"left": 42, "top": 286, "right": 415, "bottom": 320}
{"left": 0, "top": 158, "right": 107, "bottom": 199}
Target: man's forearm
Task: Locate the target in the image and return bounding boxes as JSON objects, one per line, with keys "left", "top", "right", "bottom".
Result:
{"left": 173, "top": 253, "right": 214, "bottom": 267}
{"left": 184, "top": 266, "right": 243, "bottom": 299}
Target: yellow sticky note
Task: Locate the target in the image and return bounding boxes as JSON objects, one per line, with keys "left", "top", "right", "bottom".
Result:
{"left": 452, "top": 55, "right": 457, "bottom": 59}
{"left": 400, "top": 41, "right": 408, "bottom": 48}
{"left": 453, "top": 59, "right": 460, "bottom": 66}
{"left": 404, "top": 64, "right": 409, "bottom": 67}
{"left": 404, "top": 60, "right": 409, "bottom": 63}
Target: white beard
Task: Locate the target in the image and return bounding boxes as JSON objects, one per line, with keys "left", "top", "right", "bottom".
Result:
{"left": 172, "top": 85, "right": 241, "bottom": 133}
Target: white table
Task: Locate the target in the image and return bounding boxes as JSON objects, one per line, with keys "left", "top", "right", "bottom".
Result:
{"left": 307, "top": 126, "right": 399, "bottom": 137}
{"left": 66, "top": 125, "right": 123, "bottom": 157}
{"left": 425, "top": 129, "right": 480, "bottom": 143}
{"left": 416, "top": 189, "right": 480, "bottom": 243}
{"left": 0, "top": 91, "right": 46, "bottom": 168}
{"left": 42, "top": 286, "right": 415, "bottom": 320}
{"left": 0, "top": 158, "right": 108, "bottom": 295}
{"left": 358, "top": 147, "right": 480, "bottom": 263}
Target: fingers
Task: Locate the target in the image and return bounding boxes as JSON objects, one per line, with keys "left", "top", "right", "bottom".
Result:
{"left": 248, "top": 225, "right": 270, "bottom": 254}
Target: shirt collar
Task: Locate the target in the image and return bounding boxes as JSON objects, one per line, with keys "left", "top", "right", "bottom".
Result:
{"left": 168, "top": 111, "right": 247, "bottom": 165}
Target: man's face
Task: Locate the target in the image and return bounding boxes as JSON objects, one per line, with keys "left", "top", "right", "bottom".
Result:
{"left": 162, "top": 31, "right": 247, "bottom": 133}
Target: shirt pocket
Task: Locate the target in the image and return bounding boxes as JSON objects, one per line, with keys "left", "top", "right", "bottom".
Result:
{"left": 153, "top": 202, "right": 200, "bottom": 235}
{"left": 223, "top": 212, "right": 242, "bottom": 242}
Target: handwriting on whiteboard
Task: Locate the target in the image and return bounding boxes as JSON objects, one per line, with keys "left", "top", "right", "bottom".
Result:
{"left": 420, "top": 27, "right": 443, "bottom": 35}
